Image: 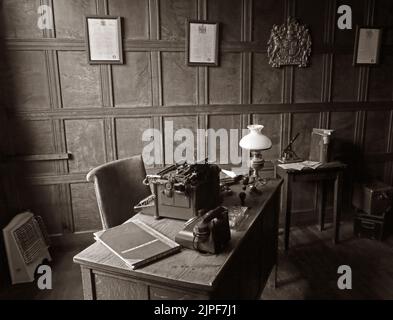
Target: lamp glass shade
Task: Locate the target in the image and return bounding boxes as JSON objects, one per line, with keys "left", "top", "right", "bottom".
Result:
{"left": 239, "top": 124, "right": 272, "bottom": 151}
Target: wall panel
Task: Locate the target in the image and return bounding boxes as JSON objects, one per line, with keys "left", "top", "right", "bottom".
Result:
{"left": 252, "top": 54, "right": 282, "bottom": 104}
{"left": 374, "top": 0, "right": 393, "bottom": 45}
{"left": 329, "top": 111, "right": 357, "bottom": 210}
{"left": 14, "top": 120, "right": 54, "bottom": 155}
{"left": 162, "top": 52, "right": 197, "bottom": 105}
{"left": 208, "top": 0, "right": 242, "bottom": 42}
{"left": 19, "top": 161, "right": 57, "bottom": 177}
{"left": 295, "top": 0, "right": 328, "bottom": 48}
{"left": 160, "top": 0, "right": 197, "bottom": 40}
{"left": 58, "top": 51, "right": 102, "bottom": 108}
{"left": 209, "top": 53, "right": 241, "bottom": 104}
{"left": 368, "top": 55, "right": 393, "bottom": 101}
{"left": 364, "top": 162, "right": 386, "bottom": 182}
{"left": 330, "top": 111, "right": 356, "bottom": 160}
{"left": 291, "top": 112, "right": 320, "bottom": 160}
{"left": 253, "top": 0, "right": 285, "bottom": 43}
{"left": 2, "top": 0, "right": 42, "bottom": 39}
{"left": 108, "top": 0, "right": 149, "bottom": 39}
{"left": 53, "top": 0, "right": 97, "bottom": 39}
{"left": 71, "top": 182, "right": 101, "bottom": 232}
{"left": 364, "top": 110, "right": 389, "bottom": 154}
{"left": 164, "top": 116, "right": 198, "bottom": 164}
{"left": 7, "top": 51, "right": 50, "bottom": 110}
{"left": 332, "top": 54, "right": 359, "bottom": 101}
{"left": 29, "top": 185, "right": 65, "bottom": 235}
{"left": 208, "top": 114, "right": 241, "bottom": 165}
{"left": 65, "top": 119, "right": 106, "bottom": 173}
{"left": 112, "top": 52, "right": 152, "bottom": 107}
{"left": 252, "top": 113, "right": 281, "bottom": 161}
{"left": 293, "top": 54, "right": 323, "bottom": 103}
{"left": 13, "top": 120, "right": 57, "bottom": 175}
{"left": 115, "top": 117, "right": 152, "bottom": 163}
{"left": 290, "top": 113, "right": 320, "bottom": 213}
{"left": 334, "top": 0, "right": 365, "bottom": 47}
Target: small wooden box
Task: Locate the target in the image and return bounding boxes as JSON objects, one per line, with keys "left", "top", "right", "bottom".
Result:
{"left": 352, "top": 181, "right": 393, "bottom": 218}
{"left": 354, "top": 214, "right": 387, "bottom": 241}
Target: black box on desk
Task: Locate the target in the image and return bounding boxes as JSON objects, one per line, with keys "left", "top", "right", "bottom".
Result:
{"left": 352, "top": 181, "right": 393, "bottom": 218}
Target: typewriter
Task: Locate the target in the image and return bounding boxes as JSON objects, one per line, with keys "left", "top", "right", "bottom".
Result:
{"left": 135, "top": 161, "right": 221, "bottom": 220}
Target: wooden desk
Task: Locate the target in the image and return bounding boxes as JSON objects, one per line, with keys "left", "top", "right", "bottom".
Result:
{"left": 73, "top": 179, "right": 282, "bottom": 300}
{"left": 274, "top": 161, "right": 346, "bottom": 251}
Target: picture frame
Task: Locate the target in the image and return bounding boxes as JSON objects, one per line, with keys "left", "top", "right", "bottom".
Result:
{"left": 85, "top": 15, "right": 123, "bottom": 64}
{"left": 186, "top": 20, "right": 219, "bottom": 66}
{"left": 353, "top": 26, "right": 383, "bottom": 65}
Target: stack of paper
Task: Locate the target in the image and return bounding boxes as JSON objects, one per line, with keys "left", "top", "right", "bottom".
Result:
{"left": 94, "top": 220, "right": 181, "bottom": 270}
{"left": 278, "top": 160, "right": 322, "bottom": 171}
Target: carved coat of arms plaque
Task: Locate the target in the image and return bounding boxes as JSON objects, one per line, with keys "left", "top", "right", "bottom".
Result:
{"left": 267, "top": 17, "right": 312, "bottom": 68}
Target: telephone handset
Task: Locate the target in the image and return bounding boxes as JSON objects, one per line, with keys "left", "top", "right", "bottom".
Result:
{"left": 191, "top": 206, "right": 231, "bottom": 254}
{"left": 193, "top": 207, "right": 223, "bottom": 241}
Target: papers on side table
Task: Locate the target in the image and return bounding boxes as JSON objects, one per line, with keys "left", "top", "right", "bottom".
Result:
{"left": 278, "top": 160, "right": 322, "bottom": 171}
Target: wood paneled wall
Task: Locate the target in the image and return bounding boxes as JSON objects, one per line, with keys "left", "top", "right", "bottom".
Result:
{"left": 1, "top": 0, "right": 393, "bottom": 241}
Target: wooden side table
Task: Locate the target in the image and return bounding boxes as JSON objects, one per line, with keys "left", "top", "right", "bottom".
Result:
{"left": 274, "top": 161, "right": 347, "bottom": 251}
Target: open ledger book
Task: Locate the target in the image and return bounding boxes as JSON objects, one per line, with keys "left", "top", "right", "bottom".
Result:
{"left": 278, "top": 160, "right": 322, "bottom": 171}
{"left": 94, "top": 220, "right": 181, "bottom": 270}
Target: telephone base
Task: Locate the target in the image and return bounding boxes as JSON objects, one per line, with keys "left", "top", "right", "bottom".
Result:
{"left": 175, "top": 208, "right": 231, "bottom": 254}
{"left": 175, "top": 216, "right": 203, "bottom": 251}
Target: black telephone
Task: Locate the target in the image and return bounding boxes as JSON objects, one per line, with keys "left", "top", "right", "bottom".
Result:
{"left": 175, "top": 206, "right": 231, "bottom": 254}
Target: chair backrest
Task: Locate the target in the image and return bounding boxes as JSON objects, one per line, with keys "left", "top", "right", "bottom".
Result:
{"left": 86, "top": 155, "right": 151, "bottom": 229}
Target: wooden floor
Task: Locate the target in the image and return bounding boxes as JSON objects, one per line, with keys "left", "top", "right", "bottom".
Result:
{"left": 0, "top": 246, "right": 85, "bottom": 300}
{"left": 1, "top": 220, "right": 392, "bottom": 300}
{"left": 263, "top": 221, "right": 393, "bottom": 300}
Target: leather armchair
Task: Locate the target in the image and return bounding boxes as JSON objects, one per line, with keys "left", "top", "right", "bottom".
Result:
{"left": 86, "top": 155, "right": 151, "bottom": 229}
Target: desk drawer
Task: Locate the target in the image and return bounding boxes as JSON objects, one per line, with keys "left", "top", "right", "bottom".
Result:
{"left": 150, "top": 286, "right": 207, "bottom": 300}
{"left": 94, "top": 272, "right": 149, "bottom": 300}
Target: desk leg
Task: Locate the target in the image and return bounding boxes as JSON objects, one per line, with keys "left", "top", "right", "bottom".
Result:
{"left": 283, "top": 174, "right": 292, "bottom": 251}
{"left": 274, "top": 262, "right": 279, "bottom": 288}
{"left": 81, "top": 266, "right": 95, "bottom": 300}
{"left": 317, "top": 181, "right": 326, "bottom": 231}
{"left": 333, "top": 171, "right": 343, "bottom": 244}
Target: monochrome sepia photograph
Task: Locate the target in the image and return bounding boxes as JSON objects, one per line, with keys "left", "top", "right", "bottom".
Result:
{"left": 1, "top": 0, "right": 393, "bottom": 311}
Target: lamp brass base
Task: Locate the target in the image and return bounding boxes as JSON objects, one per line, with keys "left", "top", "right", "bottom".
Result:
{"left": 247, "top": 151, "right": 267, "bottom": 192}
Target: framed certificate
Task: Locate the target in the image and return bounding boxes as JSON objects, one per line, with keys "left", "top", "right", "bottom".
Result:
{"left": 353, "top": 26, "right": 382, "bottom": 65}
{"left": 85, "top": 16, "right": 123, "bottom": 64}
{"left": 186, "top": 20, "right": 219, "bottom": 66}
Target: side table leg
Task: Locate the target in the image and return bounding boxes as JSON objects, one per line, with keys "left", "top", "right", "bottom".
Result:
{"left": 274, "top": 262, "right": 279, "bottom": 288}
{"left": 317, "top": 181, "right": 326, "bottom": 231}
{"left": 333, "top": 171, "right": 343, "bottom": 244}
{"left": 284, "top": 174, "right": 292, "bottom": 251}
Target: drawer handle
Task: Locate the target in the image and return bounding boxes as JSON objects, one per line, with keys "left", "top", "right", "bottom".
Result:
{"left": 154, "top": 293, "right": 169, "bottom": 299}
{"left": 153, "top": 292, "right": 190, "bottom": 300}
